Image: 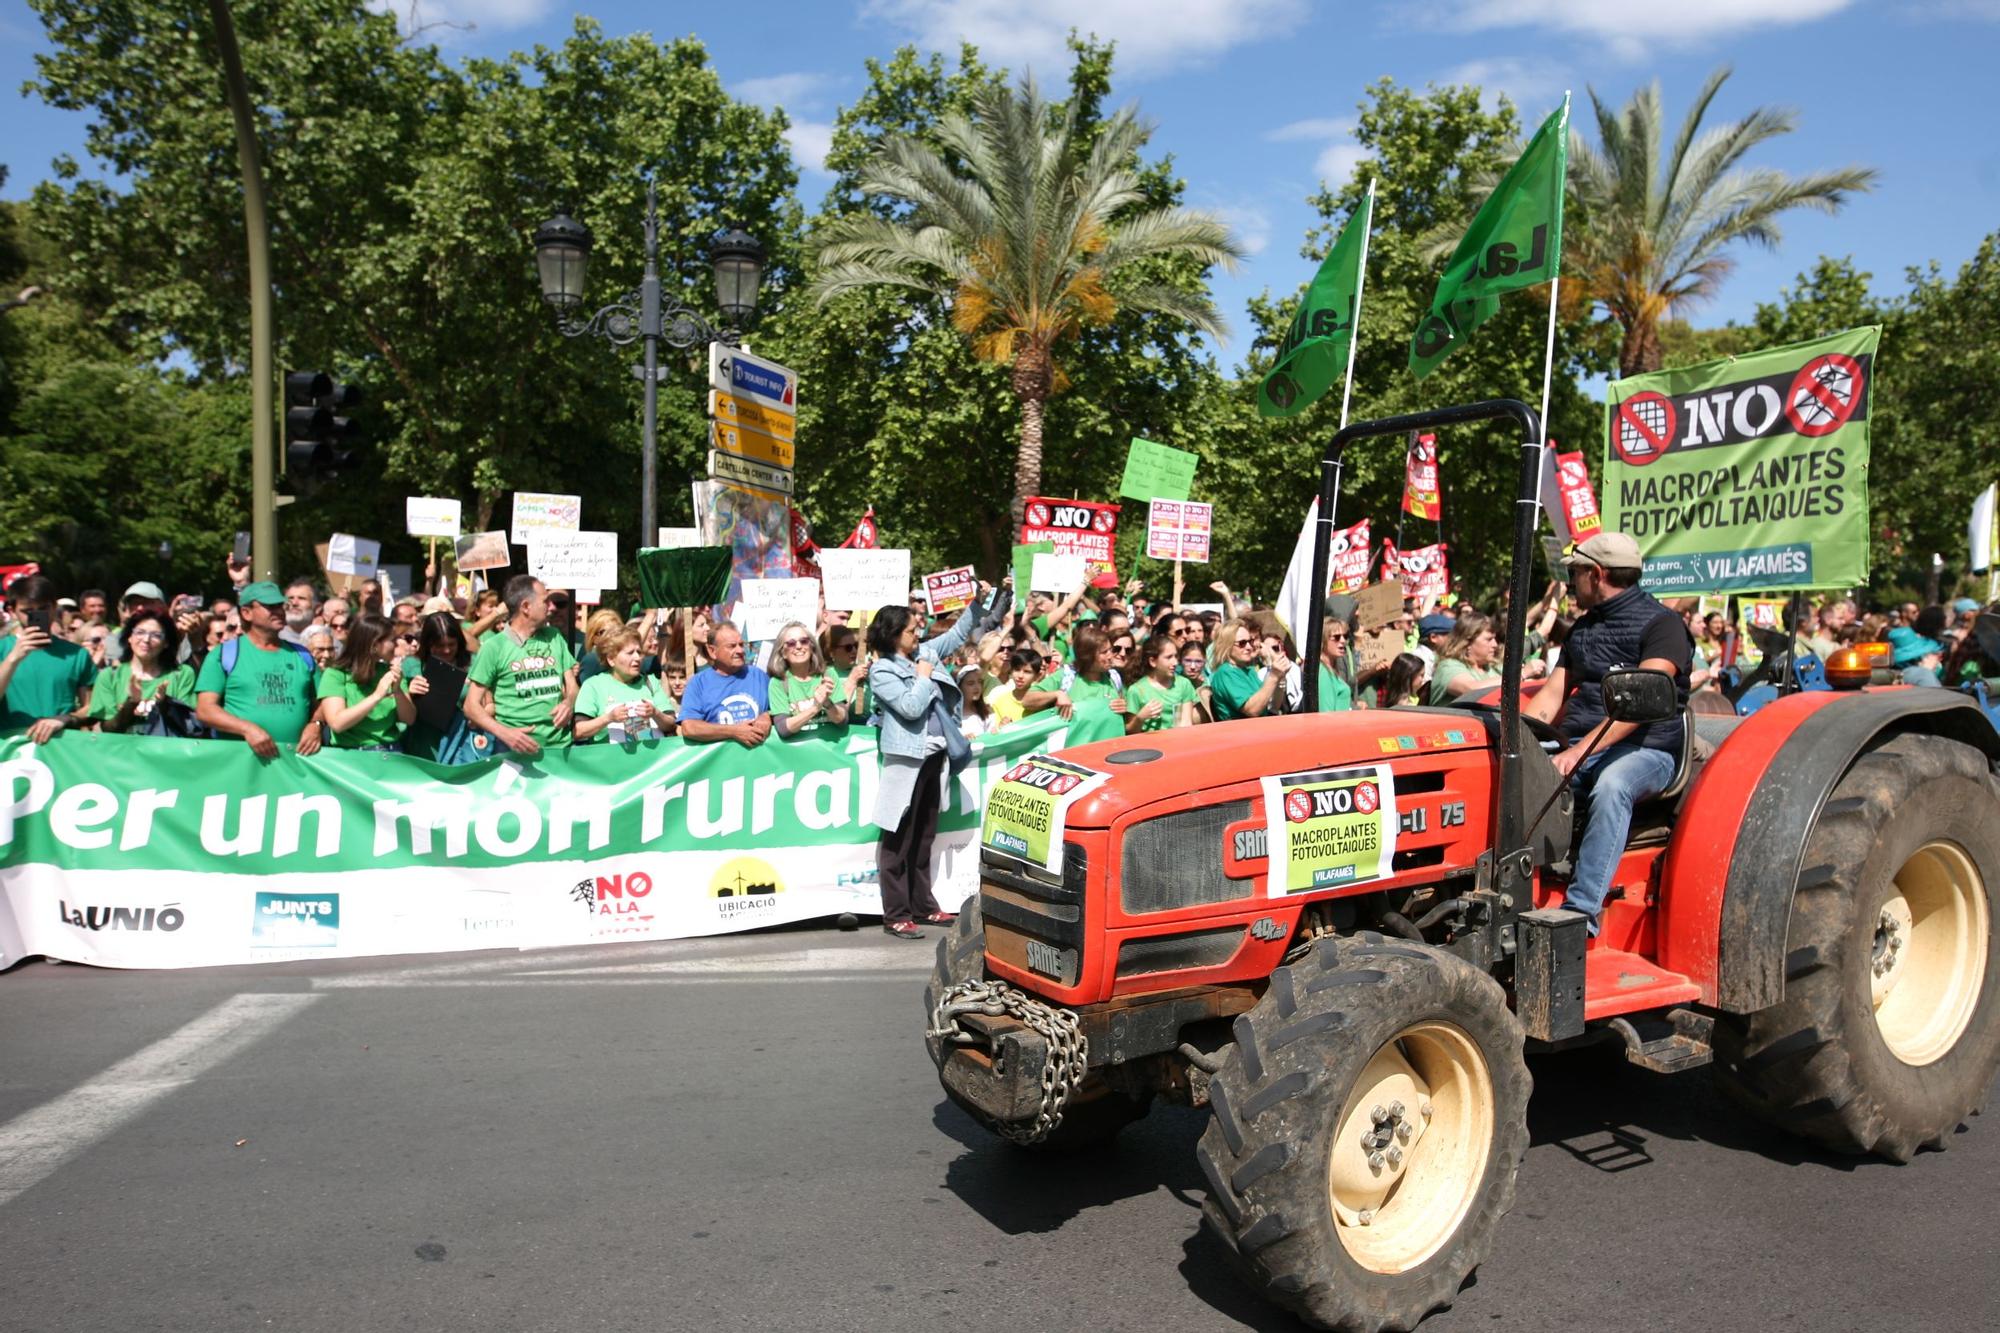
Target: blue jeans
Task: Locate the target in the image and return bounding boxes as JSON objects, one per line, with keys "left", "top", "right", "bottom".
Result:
{"left": 1562, "top": 743, "right": 1677, "bottom": 933}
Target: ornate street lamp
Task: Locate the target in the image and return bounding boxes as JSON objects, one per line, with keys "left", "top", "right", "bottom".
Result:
{"left": 532, "top": 181, "right": 761, "bottom": 545}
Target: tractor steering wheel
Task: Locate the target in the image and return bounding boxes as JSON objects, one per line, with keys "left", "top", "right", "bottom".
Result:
{"left": 1447, "top": 698, "right": 1568, "bottom": 747}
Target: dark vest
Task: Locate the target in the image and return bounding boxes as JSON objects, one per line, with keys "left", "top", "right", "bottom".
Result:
{"left": 1562, "top": 586, "right": 1688, "bottom": 752}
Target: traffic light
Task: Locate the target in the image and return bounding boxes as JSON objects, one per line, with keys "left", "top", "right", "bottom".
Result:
{"left": 284, "top": 370, "right": 363, "bottom": 479}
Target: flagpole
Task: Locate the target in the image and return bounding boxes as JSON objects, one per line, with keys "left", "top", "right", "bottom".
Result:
{"left": 1335, "top": 180, "right": 1375, "bottom": 434}
{"left": 1532, "top": 95, "right": 1571, "bottom": 515}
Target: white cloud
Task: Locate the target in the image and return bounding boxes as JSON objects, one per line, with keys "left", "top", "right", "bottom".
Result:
{"left": 1421, "top": 0, "right": 1853, "bottom": 55}
{"left": 1267, "top": 117, "right": 1357, "bottom": 143}
{"left": 1315, "top": 142, "right": 1367, "bottom": 185}
{"left": 1212, "top": 205, "right": 1271, "bottom": 257}
{"left": 862, "top": 0, "right": 1309, "bottom": 79}
{"left": 733, "top": 72, "right": 842, "bottom": 112}
{"left": 366, "top": 0, "right": 552, "bottom": 34}
{"left": 1265, "top": 117, "right": 1366, "bottom": 188}
{"left": 786, "top": 121, "right": 837, "bottom": 176}
{"left": 1440, "top": 57, "right": 1569, "bottom": 110}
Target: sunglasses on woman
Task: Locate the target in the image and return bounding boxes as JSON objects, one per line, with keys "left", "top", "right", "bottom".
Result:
{"left": 782, "top": 636, "right": 813, "bottom": 649}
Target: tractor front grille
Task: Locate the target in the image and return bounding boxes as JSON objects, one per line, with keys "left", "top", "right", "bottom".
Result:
{"left": 1120, "top": 800, "right": 1255, "bottom": 915}
{"left": 981, "top": 843, "right": 1087, "bottom": 987}
{"left": 1115, "top": 926, "right": 1247, "bottom": 977}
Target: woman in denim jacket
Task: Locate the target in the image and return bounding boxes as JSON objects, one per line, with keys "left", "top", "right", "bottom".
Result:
{"left": 866, "top": 577, "right": 1010, "bottom": 938}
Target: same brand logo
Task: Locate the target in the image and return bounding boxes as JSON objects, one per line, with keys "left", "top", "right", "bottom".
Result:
{"left": 251, "top": 892, "right": 339, "bottom": 947}
{"left": 58, "top": 901, "right": 185, "bottom": 932}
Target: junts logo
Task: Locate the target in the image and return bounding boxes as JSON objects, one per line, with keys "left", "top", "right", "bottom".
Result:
{"left": 59, "top": 901, "right": 185, "bottom": 932}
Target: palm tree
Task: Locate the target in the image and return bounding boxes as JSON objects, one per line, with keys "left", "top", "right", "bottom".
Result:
{"left": 1566, "top": 67, "right": 1878, "bottom": 377}
{"left": 805, "top": 76, "right": 1242, "bottom": 522}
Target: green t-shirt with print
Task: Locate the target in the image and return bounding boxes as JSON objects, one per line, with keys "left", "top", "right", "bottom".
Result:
{"left": 1208, "top": 661, "right": 1266, "bottom": 721}
{"left": 467, "top": 624, "right": 577, "bottom": 750}
{"left": 1125, "top": 674, "right": 1196, "bottom": 731}
{"left": 768, "top": 668, "right": 841, "bottom": 737}
{"left": 316, "top": 664, "right": 404, "bottom": 748}
{"left": 0, "top": 635, "right": 97, "bottom": 731}
{"left": 86, "top": 661, "right": 195, "bottom": 722}
{"left": 194, "top": 637, "right": 318, "bottom": 745}
{"left": 574, "top": 671, "right": 673, "bottom": 743}
{"left": 1063, "top": 671, "right": 1122, "bottom": 704}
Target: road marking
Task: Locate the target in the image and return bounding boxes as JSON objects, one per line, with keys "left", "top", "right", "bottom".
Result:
{"left": 314, "top": 973, "right": 924, "bottom": 989}
{"left": 515, "top": 945, "right": 928, "bottom": 975}
{"left": 0, "top": 992, "right": 320, "bottom": 1208}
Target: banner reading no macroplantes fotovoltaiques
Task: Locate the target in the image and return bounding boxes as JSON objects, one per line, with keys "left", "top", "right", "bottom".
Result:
{"left": 0, "top": 709, "right": 1123, "bottom": 972}
{"left": 1601, "top": 327, "right": 1880, "bottom": 594}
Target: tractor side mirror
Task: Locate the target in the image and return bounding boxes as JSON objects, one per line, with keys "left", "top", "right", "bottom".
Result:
{"left": 1602, "top": 667, "right": 1677, "bottom": 724}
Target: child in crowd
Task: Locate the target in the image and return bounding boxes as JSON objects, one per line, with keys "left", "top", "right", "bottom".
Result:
{"left": 1125, "top": 633, "right": 1199, "bottom": 732}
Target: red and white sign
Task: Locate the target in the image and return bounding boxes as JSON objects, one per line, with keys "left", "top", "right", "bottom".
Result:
{"left": 1613, "top": 391, "right": 1677, "bottom": 466}
{"left": 923, "top": 565, "right": 978, "bottom": 613}
{"left": 1329, "top": 518, "right": 1372, "bottom": 594}
{"left": 1402, "top": 434, "right": 1440, "bottom": 520}
{"left": 1020, "top": 495, "right": 1120, "bottom": 587}
{"left": 1554, "top": 449, "right": 1602, "bottom": 541}
{"left": 1785, "top": 352, "right": 1865, "bottom": 438}
{"left": 1144, "top": 499, "right": 1213, "bottom": 563}
{"left": 839, "top": 506, "right": 878, "bottom": 549}
{"left": 1383, "top": 541, "right": 1450, "bottom": 600}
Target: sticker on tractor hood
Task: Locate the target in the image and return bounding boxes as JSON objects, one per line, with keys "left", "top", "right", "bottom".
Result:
{"left": 1259, "top": 764, "right": 1399, "bottom": 896}
{"left": 982, "top": 754, "right": 1110, "bottom": 874}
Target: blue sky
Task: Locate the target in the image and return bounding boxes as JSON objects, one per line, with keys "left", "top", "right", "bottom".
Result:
{"left": 5, "top": 0, "right": 1997, "bottom": 371}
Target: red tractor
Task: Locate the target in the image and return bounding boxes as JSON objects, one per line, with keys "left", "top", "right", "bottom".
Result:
{"left": 926, "top": 400, "right": 2000, "bottom": 1331}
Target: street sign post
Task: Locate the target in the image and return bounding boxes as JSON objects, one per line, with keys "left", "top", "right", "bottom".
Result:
{"left": 708, "top": 449, "right": 793, "bottom": 496}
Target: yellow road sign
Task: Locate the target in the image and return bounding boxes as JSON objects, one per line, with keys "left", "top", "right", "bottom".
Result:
{"left": 710, "top": 419, "right": 795, "bottom": 469}
{"left": 709, "top": 389, "right": 796, "bottom": 442}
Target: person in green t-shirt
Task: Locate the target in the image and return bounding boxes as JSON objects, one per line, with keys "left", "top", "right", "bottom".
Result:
{"left": 765, "top": 621, "right": 848, "bottom": 739}
{"left": 465, "top": 575, "right": 580, "bottom": 757}
{"left": 574, "top": 630, "right": 675, "bottom": 744}
{"left": 1022, "top": 622, "right": 1128, "bottom": 720}
{"left": 314, "top": 613, "right": 417, "bottom": 749}
{"left": 1284, "top": 617, "right": 1356, "bottom": 713}
{"left": 0, "top": 574, "right": 98, "bottom": 742}
{"left": 194, "top": 581, "right": 323, "bottom": 757}
{"left": 88, "top": 610, "right": 196, "bottom": 731}
{"left": 1206, "top": 616, "right": 1283, "bottom": 721}
{"left": 821, "top": 625, "right": 870, "bottom": 723}
{"left": 1125, "top": 634, "right": 1199, "bottom": 732}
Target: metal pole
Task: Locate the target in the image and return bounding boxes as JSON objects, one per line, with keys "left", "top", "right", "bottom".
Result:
{"left": 207, "top": 0, "right": 277, "bottom": 580}
{"left": 639, "top": 179, "right": 662, "bottom": 550}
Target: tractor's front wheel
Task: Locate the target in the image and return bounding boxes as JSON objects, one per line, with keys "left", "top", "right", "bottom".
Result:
{"left": 1197, "top": 935, "right": 1530, "bottom": 1332}
{"left": 1714, "top": 735, "right": 2000, "bottom": 1160}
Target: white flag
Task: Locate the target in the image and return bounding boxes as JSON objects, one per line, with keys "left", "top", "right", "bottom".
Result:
{"left": 1971, "top": 482, "right": 1997, "bottom": 573}
{"left": 1275, "top": 498, "right": 1323, "bottom": 648}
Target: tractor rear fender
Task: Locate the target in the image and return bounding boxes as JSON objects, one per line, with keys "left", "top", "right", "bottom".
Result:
{"left": 1659, "top": 688, "right": 2000, "bottom": 1013}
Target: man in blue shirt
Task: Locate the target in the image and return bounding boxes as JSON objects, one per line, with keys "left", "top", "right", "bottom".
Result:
{"left": 677, "top": 621, "right": 772, "bottom": 748}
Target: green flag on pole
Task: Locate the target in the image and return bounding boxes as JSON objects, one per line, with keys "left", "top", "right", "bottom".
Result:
{"left": 1259, "top": 182, "right": 1375, "bottom": 418}
{"left": 1409, "top": 94, "right": 1569, "bottom": 380}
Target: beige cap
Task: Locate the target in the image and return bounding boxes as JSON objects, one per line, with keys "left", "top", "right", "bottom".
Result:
{"left": 1564, "top": 531, "right": 1644, "bottom": 571}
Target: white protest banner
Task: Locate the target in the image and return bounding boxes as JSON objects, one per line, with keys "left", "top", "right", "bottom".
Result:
{"left": 528, "top": 531, "right": 618, "bottom": 591}
{"left": 1145, "top": 500, "right": 1213, "bottom": 563}
{"left": 818, "top": 548, "right": 911, "bottom": 611}
{"left": 326, "top": 533, "right": 381, "bottom": 577}
{"left": 737, "top": 577, "right": 822, "bottom": 643}
{"left": 405, "top": 497, "right": 462, "bottom": 539}
{"left": 1029, "top": 552, "right": 1088, "bottom": 594}
{"left": 574, "top": 589, "right": 602, "bottom": 606}
{"left": 510, "top": 492, "right": 582, "bottom": 546}
{"left": 923, "top": 565, "right": 978, "bottom": 613}
{"left": 655, "top": 527, "right": 703, "bottom": 549}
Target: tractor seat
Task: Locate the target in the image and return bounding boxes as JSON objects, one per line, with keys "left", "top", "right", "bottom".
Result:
{"left": 1626, "top": 708, "right": 1730, "bottom": 839}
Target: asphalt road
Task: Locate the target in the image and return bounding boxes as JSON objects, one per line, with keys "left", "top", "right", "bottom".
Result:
{"left": 2, "top": 930, "right": 1996, "bottom": 1333}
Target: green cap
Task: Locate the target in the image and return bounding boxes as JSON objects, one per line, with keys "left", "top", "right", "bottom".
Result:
{"left": 238, "top": 580, "right": 285, "bottom": 608}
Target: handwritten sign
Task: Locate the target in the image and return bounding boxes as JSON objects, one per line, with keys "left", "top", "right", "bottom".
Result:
{"left": 818, "top": 548, "right": 912, "bottom": 612}
{"left": 922, "top": 565, "right": 978, "bottom": 613}
{"left": 737, "top": 577, "right": 821, "bottom": 643}
{"left": 527, "top": 530, "right": 618, "bottom": 591}
{"left": 655, "top": 527, "right": 703, "bottom": 549}
{"left": 1353, "top": 581, "right": 1405, "bottom": 631}
{"left": 325, "top": 533, "right": 380, "bottom": 577}
{"left": 1145, "top": 499, "right": 1213, "bottom": 562}
{"left": 510, "top": 492, "right": 581, "bottom": 546}
{"left": 1029, "top": 552, "right": 1088, "bottom": 595}
{"left": 404, "top": 497, "right": 461, "bottom": 539}
{"left": 1119, "top": 437, "right": 1199, "bottom": 503}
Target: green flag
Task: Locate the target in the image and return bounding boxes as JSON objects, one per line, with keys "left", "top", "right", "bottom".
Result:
{"left": 637, "top": 545, "right": 731, "bottom": 609}
{"left": 1409, "top": 94, "right": 1569, "bottom": 380}
{"left": 1259, "top": 182, "right": 1374, "bottom": 418}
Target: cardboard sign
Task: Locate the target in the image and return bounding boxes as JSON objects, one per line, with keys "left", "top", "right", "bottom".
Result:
{"left": 1020, "top": 496, "right": 1120, "bottom": 587}
{"left": 1119, "top": 437, "right": 1199, "bottom": 503}
{"left": 405, "top": 497, "right": 462, "bottom": 539}
{"left": 1145, "top": 500, "right": 1214, "bottom": 562}
{"left": 510, "top": 492, "right": 581, "bottom": 546}
{"left": 923, "top": 565, "right": 978, "bottom": 613}
{"left": 527, "top": 530, "right": 618, "bottom": 591}
{"left": 818, "top": 548, "right": 911, "bottom": 612}
{"left": 736, "top": 577, "right": 821, "bottom": 643}
{"left": 656, "top": 527, "right": 703, "bottom": 549}
{"left": 1029, "top": 552, "right": 1088, "bottom": 595}
{"left": 1353, "top": 580, "right": 1405, "bottom": 632}
{"left": 454, "top": 531, "right": 511, "bottom": 572}
{"left": 326, "top": 533, "right": 381, "bottom": 577}
{"left": 313, "top": 544, "right": 369, "bottom": 597}
{"left": 1355, "top": 626, "right": 1405, "bottom": 675}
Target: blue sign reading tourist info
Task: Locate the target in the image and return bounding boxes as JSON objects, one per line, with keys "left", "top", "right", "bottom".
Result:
{"left": 707, "top": 343, "right": 797, "bottom": 416}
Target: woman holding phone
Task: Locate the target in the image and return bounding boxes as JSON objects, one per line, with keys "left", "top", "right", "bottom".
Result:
{"left": 315, "top": 613, "right": 416, "bottom": 750}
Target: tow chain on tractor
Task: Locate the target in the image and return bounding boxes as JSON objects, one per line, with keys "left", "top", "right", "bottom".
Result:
{"left": 928, "top": 979, "right": 1088, "bottom": 1145}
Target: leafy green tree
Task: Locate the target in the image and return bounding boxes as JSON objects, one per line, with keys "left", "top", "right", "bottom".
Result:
{"left": 803, "top": 65, "right": 1241, "bottom": 528}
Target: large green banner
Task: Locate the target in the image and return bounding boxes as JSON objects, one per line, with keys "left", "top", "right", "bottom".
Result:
{"left": 0, "top": 708, "right": 1123, "bottom": 971}
{"left": 1601, "top": 326, "right": 1880, "bottom": 594}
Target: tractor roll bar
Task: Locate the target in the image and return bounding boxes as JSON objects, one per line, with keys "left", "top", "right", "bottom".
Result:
{"left": 1302, "top": 398, "right": 1545, "bottom": 861}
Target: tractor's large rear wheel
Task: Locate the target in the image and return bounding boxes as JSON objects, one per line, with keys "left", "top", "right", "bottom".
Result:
{"left": 1714, "top": 735, "right": 2000, "bottom": 1160}
{"left": 1197, "top": 935, "right": 1530, "bottom": 1332}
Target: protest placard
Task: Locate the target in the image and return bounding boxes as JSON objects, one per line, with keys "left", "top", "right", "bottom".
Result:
{"left": 1355, "top": 627, "right": 1405, "bottom": 675}
{"left": 527, "top": 531, "right": 618, "bottom": 591}
{"left": 454, "top": 531, "right": 511, "bottom": 571}
{"left": 1353, "top": 580, "right": 1405, "bottom": 631}
{"left": 1020, "top": 496, "right": 1120, "bottom": 586}
{"left": 655, "top": 527, "right": 703, "bottom": 549}
{"left": 379, "top": 564, "right": 414, "bottom": 601}
{"left": 1145, "top": 499, "right": 1213, "bottom": 562}
{"left": 737, "top": 577, "right": 822, "bottom": 642}
{"left": 1011, "top": 541, "right": 1054, "bottom": 595}
{"left": 1119, "top": 437, "right": 1199, "bottom": 503}
{"left": 326, "top": 533, "right": 380, "bottom": 577}
{"left": 818, "top": 548, "right": 911, "bottom": 611}
{"left": 923, "top": 565, "right": 978, "bottom": 613}
{"left": 510, "top": 492, "right": 582, "bottom": 546}
{"left": 1029, "top": 552, "right": 1088, "bottom": 595}
{"left": 404, "top": 497, "right": 462, "bottom": 539}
